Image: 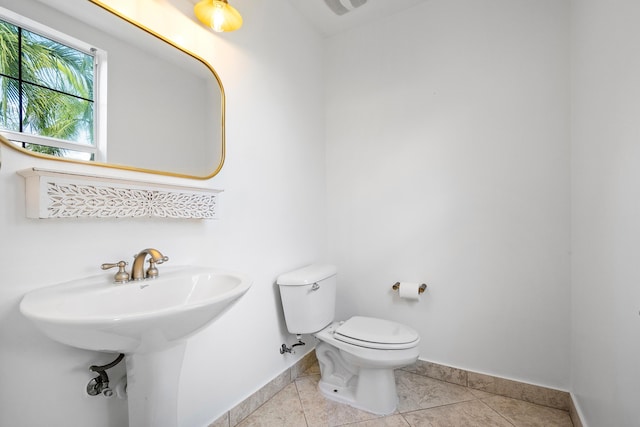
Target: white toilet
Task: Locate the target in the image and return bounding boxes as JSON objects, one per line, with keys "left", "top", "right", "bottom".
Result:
{"left": 277, "top": 264, "right": 420, "bottom": 415}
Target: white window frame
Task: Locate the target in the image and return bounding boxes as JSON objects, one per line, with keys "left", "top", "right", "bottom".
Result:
{"left": 0, "top": 6, "right": 107, "bottom": 162}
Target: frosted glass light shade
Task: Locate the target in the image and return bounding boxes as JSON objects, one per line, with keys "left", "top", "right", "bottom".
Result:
{"left": 194, "top": 0, "right": 243, "bottom": 33}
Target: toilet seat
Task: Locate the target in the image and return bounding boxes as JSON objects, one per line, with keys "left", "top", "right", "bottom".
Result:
{"left": 334, "top": 316, "right": 419, "bottom": 350}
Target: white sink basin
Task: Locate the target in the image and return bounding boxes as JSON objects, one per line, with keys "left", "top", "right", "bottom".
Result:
{"left": 20, "top": 266, "right": 252, "bottom": 353}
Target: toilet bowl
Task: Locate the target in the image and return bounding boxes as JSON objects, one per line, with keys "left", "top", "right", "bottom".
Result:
{"left": 314, "top": 317, "right": 419, "bottom": 414}
{"left": 277, "top": 264, "right": 420, "bottom": 415}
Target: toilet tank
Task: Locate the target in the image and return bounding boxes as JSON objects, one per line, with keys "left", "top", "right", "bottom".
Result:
{"left": 277, "top": 264, "right": 337, "bottom": 335}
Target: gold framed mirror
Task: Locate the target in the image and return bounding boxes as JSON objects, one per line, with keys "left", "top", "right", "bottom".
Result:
{"left": 0, "top": 0, "right": 225, "bottom": 179}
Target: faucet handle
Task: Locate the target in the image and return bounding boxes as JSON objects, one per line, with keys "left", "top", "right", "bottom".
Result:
{"left": 145, "top": 256, "right": 169, "bottom": 279}
{"left": 101, "top": 261, "right": 130, "bottom": 284}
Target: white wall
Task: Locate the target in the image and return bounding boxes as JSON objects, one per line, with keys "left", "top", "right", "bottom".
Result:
{"left": 0, "top": 0, "right": 326, "bottom": 426}
{"left": 325, "top": 0, "right": 571, "bottom": 389}
{"left": 571, "top": 0, "right": 640, "bottom": 425}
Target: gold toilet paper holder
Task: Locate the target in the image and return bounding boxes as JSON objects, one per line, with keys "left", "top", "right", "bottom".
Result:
{"left": 392, "top": 282, "right": 427, "bottom": 294}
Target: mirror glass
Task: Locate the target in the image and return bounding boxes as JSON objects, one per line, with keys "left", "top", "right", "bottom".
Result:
{"left": 0, "top": 0, "right": 224, "bottom": 179}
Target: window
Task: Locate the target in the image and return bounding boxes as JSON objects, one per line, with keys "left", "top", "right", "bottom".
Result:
{"left": 0, "top": 10, "right": 103, "bottom": 161}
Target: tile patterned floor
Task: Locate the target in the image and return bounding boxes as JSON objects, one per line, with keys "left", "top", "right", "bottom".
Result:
{"left": 235, "top": 363, "right": 573, "bottom": 427}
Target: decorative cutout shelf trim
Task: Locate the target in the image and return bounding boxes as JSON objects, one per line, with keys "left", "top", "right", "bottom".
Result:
{"left": 18, "top": 168, "right": 222, "bottom": 219}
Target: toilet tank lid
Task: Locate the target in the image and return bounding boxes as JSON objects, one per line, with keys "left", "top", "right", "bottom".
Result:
{"left": 277, "top": 264, "right": 337, "bottom": 286}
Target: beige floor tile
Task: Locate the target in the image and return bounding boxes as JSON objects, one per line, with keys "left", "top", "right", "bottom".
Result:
{"left": 227, "top": 358, "right": 574, "bottom": 427}
{"left": 207, "top": 412, "right": 229, "bottom": 427}
{"left": 292, "top": 352, "right": 320, "bottom": 380}
{"left": 230, "top": 370, "right": 292, "bottom": 425}
{"left": 402, "top": 400, "right": 513, "bottom": 427}
{"left": 482, "top": 395, "right": 573, "bottom": 427}
{"left": 235, "top": 382, "right": 307, "bottom": 427}
{"left": 468, "top": 372, "right": 569, "bottom": 411}
{"left": 295, "top": 374, "right": 384, "bottom": 427}
{"left": 301, "top": 361, "right": 321, "bottom": 377}
{"left": 402, "top": 361, "right": 468, "bottom": 387}
{"left": 395, "top": 370, "right": 477, "bottom": 413}
{"left": 467, "top": 387, "right": 499, "bottom": 400}
{"left": 339, "top": 414, "right": 411, "bottom": 427}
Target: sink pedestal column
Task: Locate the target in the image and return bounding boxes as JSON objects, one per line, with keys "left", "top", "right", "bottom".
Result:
{"left": 125, "top": 342, "right": 186, "bottom": 427}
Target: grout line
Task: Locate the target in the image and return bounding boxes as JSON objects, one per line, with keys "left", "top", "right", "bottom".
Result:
{"left": 293, "top": 378, "right": 311, "bottom": 427}
{"left": 399, "top": 413, "right": 412, "bottom": 426}
{"left": 476, "top": 398, "right": 518, "bottom": 427}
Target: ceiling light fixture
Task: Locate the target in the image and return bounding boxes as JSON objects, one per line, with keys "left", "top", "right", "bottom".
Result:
{"left": 194, "top": 0, "right": 243, "bottom": 33}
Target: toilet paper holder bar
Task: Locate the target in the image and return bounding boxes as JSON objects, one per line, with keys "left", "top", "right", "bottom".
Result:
{"left": 392, "top": 282, "right": 427, "bottom": 294}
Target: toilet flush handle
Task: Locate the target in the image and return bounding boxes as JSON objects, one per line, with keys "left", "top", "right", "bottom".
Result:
{"left": 311, "top": 283, "right": 320, "bottom": 291}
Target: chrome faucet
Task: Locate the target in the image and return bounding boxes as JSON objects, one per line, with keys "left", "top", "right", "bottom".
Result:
{"left": 131, "top": 248, "right": 169, "bottom": 281}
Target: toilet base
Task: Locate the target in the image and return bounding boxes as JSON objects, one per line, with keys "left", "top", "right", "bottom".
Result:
{"left": 315, "top": 340, "right": 402, "bottom": 415}
{"left": 318, "top": 367, "right": 398, "bottom": 415}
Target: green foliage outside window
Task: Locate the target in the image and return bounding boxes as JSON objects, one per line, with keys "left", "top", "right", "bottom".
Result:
{"left": 0, "top": 19, "right": 95, "bottom": 157}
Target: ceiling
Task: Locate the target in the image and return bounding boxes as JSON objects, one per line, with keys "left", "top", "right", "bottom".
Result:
{"left": 285, "top": 0, "right": 431, "bottom": 37}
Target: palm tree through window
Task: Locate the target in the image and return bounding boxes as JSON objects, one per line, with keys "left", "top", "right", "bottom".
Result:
{"left": 0, "top": 17, "right": 97, "bottom": 160}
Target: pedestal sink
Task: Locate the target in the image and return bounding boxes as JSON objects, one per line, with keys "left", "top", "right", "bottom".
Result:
{"left": 20, "top": 265, "right": 252, "bottom": 427}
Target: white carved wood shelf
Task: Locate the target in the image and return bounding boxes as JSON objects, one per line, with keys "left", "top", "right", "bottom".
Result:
{"left": 18, "top": 168, "right": 222, "bottom": 219}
